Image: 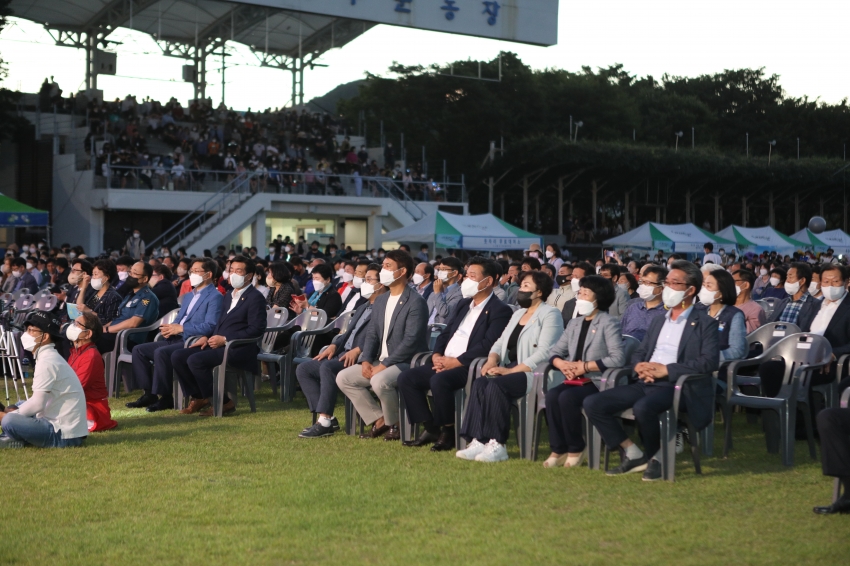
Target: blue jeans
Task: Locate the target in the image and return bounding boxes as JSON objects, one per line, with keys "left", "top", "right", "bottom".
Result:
{"left": 1, "top": 412, "right": 86, "bottom": 448}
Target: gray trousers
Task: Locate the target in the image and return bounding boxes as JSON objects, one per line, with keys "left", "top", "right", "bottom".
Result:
{"left": 336, "top": 362, "right": 406, "bottom": 426}
{"left": 295, "top": 359, "right": 343, "bottom": 416}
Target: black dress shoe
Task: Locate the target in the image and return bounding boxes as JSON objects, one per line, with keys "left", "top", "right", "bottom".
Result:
{"left": 383, "top": 425, "right": 400, "bottom": 441}
{"left": 430, "top": 429, "right": 456, "bottom": 452}
{"left": 146, "top": 397, "right": 174, "bottom": 412}
{"left": 813, "top": 496, "right": 850, "bottom": 515}
{"left": 126, "top": 393, "right": 158, "bottom": 409}
{"left": 403, "top": 429, "right": 440, "bottom": 447}
{"left": 359, "top": 423, "right": 390, "bottom": 439}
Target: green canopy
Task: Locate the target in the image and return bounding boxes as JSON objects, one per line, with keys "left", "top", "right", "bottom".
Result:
{"left": 382, "top": 212, "right": 542, "bottom": 251}
{"left": 0, "top": 194, "right": 49, "bottom": 227}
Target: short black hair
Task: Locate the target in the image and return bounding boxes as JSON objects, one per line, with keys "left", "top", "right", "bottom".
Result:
{"left": 466, "top": 256, "right": 500, "bottom": 282}
{"left": 311, "top": 263, "right": 333, "bottom": 281}
{"left": 54, "top": 257, "right": 69, "bottom": 270}
{"left": 93, "top": 259, "right": 117, "bottom": 281}
{"left": 734, "top": 268, "right": 756, "bottom": 288}
{"left": 268, "top": 261, "right": 292, "bottom": 284}
{"left": 669, "top": 259, "right": 702, "bottom": 290}
{"left": 419, "top": 261, "right": 434, "bottom": 277}
{"left": 572, "top": 261, "right": 595, "bottom": 277}
{"left": 385, "top": 249, "right": 414, "bottom": 280}
{"left": 600, "top": 263, "right": 620, "bottom": 279}
{"left": 440, "top": 256, "right": 464, "bottom": 274}
{"left": 116, "top": 255, "right": 135, "bottom": 268}
{"left": 643, "top": 265, "right": 668, "bottom": 282}
{"left": 770, "top": 267, "right": 787, "bottom": 282}
{"left": 153, "top": 263, "right": 172, "bottom": 280}
{"left": 519, "top": 270, "right": 554, "bottom": 301}
{"left": 579, "top": 274, "right": 616, "bottom": 312}
{"left": 521, "top": 257, "right": 541, "bottom": 271}
{"left": 230, "top": 254, "right": 255, "bottom": 275}
{"left": 820, "top": 264, "right": 847, "bottom": 281}
{"left": 138, "top": 262, "right": 154, "bottom": 280}
{"left": 789, "top": 262, "right": 812, "bottom": 288}
{"left": 705, "top": 269, "right": 737, "bottom": 306}
{"left": 74, "top": 259, "right": 93, "bottom": 276}
{"left": 541, "top": 263, "right": 556, "bottom": 279}
{"left": 704, "top": 242, "right": 714, "bottom": 252}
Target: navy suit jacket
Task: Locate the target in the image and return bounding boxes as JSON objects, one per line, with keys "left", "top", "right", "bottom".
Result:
{"left": 214, "top": 286, "right": 268, "bottom": 359}
{"left": 433, "top": 294, "right": 513, "bottom": 367}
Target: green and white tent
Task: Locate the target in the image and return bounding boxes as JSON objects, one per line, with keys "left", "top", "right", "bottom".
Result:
{"left": 0, "top": 194, "right": 49, "bottom": 227}
{"left": 381, "top": 212, "right": 542, "bottom": 251}
{"left": 603, "top": 222, "right": 735, "bottom": 253}
{"left": 716, "top": 225, "right": 809, "bottom": 254}
{"left": 791, "top": 228, "right": 850, "bottom": 255}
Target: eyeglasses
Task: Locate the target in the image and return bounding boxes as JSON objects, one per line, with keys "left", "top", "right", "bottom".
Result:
{"left": 189, "top": 269, "right": 207, "bottom": 275}
{"left": 638, "top": 279, "right": 661, "bottom": 287}
{"left": 74, "top": 321, "right": 90, "bottom": 331}
{"left": 663, "top": 279, "right": 688, "bottom": 290}
{"left": 364, "top": 277, "right": 380, "bottom": 284}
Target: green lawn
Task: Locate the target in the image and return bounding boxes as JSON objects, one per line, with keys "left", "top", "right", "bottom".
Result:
{"left": 1, "top": 386, "right": 846, "bottom": 565}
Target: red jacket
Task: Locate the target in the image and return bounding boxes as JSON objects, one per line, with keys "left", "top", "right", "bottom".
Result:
{"left": 69, "top": 342, "right": 117, "bottom": 432}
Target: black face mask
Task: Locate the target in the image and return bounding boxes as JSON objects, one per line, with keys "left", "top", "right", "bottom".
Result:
{"left": 125, "top": 276, "right": 139, "bottom": 289}
{"left": 516, "top": 290, "right": 534, "bottom": 308}
{"left": 556, "top": 275, "right": 569, "bottom": 286}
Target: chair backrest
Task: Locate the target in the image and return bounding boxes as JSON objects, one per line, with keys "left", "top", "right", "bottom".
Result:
{"left": 35, "top": 294, "right": 58, "bottom": 312}
{"left": 176, "top": 293, "right": 185, "bottom": 306}
{"left": 291, "top": 308, "right": 329, "bottom": 358}
{"left": 428, "top": 323, "right": 447, "bottom": 351}
{"left": 14, "top": 293, "right": 34, "bottom": 311}
{"left": 266, "top": 306, "right": 289, "bottom": 329}
{"left": 333, "top": 311, "right": 356, "bottom": 335}
{"left": 746, "top": 322, "right": 801, "bottom": 353}
{"left": 761, "top": 333, "right": 833, "bottom": 389}
{"left": 160, "top": 308, "right": 180, "bottom": 326}
{"left": 621, "top": 335, "right": 641, "bottom": 362}
{"left": 762, "top": 297, "right": 779, "bottom": 307}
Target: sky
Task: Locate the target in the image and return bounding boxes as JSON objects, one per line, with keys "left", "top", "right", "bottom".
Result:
{"left": 1, "top": 0, "right": 848, "bottom": 111}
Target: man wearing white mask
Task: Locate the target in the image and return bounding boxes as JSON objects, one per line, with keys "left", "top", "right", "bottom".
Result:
{"left": 336, "top": 261, "right": 358, "bottom": 302}
{"left": 397, "top": 258, "right": 512, "bottom": 451}
{"left": 410, "top": 261, "right": 434, "bottom": 300}
{"left": 751, "top": 264, "right": 772, "bottom": 299}
{"left": 340, "top": 260, "right": 371, "bottom": 314}
{"left": 124, "top": 229, "right": 146, "bottom": 260}
{"left": 26, "top": 256, "right": 42, "bottom": 286}
{"left": 126, "top": 259, "right": 223, "bottom": 411}
{"left": 10, "top": 257, "right": 38, "bottom": 294}
{"left": 336, "top": 250, "right": 428, "bottom": 440}
{"left": 621, "top": 265, "right": 668, "bottom": 342}
{"left": 0, "top": 311, "right": 88, "bottom": 449}
{"left": 732, "top": 269, "right": 766, "bottom": 333}
{"left": 560, "top": 261, "right": 594, "bottom": 324}
{"left": 426, "top": 256, "right": 464, "bottom": 325}
{"left": 768, "top": 262, "right": 819, "bottom": 326}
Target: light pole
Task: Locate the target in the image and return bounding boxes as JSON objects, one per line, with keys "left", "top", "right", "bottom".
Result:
{"left": 768, "top": 140, "right": 776, "bottom": 165}
{"left": 691, "top": 127, "right": 694, "bottom": 149}
{"left": 674, "top": 131, "right": 683, "bottom": 152}
{"left": 797, "top": 137, "right": 800, "bottom": 160}
{"left": 746, "top": 133, "right": 749, "bottom": 157}
{"left": 573, "top": 121, "right": 583, "bottom": 142}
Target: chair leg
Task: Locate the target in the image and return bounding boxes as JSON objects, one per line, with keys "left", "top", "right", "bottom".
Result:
{"left": 780, "top": 403, "right": 795, "bottom": 467}
{"left": 689, "top": 422, "right": 702, "bottom": 475}
{"left": 800, "top": 401, "right": 817, "bottom": 461}
{"left": 344, "top": 397, "right": 355, "bottom": 436}
{"left": 212, "top": 366, "right": 225, "bottom": 418}
{"left": 660, "top": 411, "right": 675, "bottom": 482}
{"left": 585, "top": 410, "right": 601, "bottom": 471}
{"left": 242, "top": 372, "right": 257, "bottom": 413}
{"left": 532, "top": 409, "right": 544, "bottom": 462}
{"left": 722, "top": 403, "right": 734, "bottom": 458}
{"left": 834, "top": 477, "right": 843, "bottom": 503}
{"left": 454, "top": 388, "right": 465, "bottom": 450}
{"left": 281, "top": 355, "right": 294, "bottom": 403}
{"left": 700, "top": 416, "right": 714, "bottom": 457}
{"left": 172, "top": 371, "right": 185, "bottom": 410}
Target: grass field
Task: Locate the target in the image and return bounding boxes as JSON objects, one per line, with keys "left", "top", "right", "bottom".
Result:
{"left": 1, "top": 386, "right": 846, "bottom": 565}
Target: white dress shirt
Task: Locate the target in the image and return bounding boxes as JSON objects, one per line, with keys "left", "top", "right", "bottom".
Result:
{"left": 444, "top": 293, "right": 493, "bottom": 359}
{"left": 380, "top": 293, "right": 402, "bottom": 360}
{"left": 649, "top": 305, "right": 693, "bottom": 365}
{"left": 227, "top": 285, "right": 250, "bottom": 313}
{"left": 809, "top": 293, "right": 846, "bottom": 336}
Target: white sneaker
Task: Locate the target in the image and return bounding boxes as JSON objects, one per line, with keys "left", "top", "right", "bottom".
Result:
{"left": 474, "top": 439, "right": 509, "bottom": 463}
{"left": 675, "top": 433, "right": 684, "bottom": 455}
{"left": 456, "top": 439, "right": 486, "bottom": 460}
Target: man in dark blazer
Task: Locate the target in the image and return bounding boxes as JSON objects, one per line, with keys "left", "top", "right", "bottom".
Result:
{"left": 127, "top": 258, "right": 223, "bottom": 412}
{"left": 398, "top": 258, "right": 512, "bottom": 451}
{"left": 173, "top": 255, "right": 267, "bottom": 416}
{"left": 585, "top": 260, "right": 719, "bottom": 481}
{"left": 336, "top": 250, "right": 429, "bottom": 440}
{"left": 296, "top": 265, "right": 387, "bottom": 438}
{"left": 560, "top": 262, "right": 594, "bottom": 324}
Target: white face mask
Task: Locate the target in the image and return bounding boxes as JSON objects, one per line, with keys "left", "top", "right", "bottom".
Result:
{"left": 222, "top": 270, "right": 230, "bottom": 280}
{"left": 529, "top": 252, "right": 539, "bottom": 259}
{"left": 66, "top": 324, "right": 84, "bottom": 342}
{"left": 637, "top": 284, "right": 656, "bottom": 301}
{"left": 784, "top": 280, "right": 801, "bottom": 295}
{"left": 461, "top": 277, "right": 483, "bottom": 299}
{"left": 760, "top": 268, "right": 768, "bottom": 277}
{"left": 360, "top": 282, "right": 376, "bottom": 299}
{"left": 118, "top": 271, "right": 129, "bottom": 281}
{"left": 25, "top": 262, "right": 33, "bottom": 270}
{"left": 735, "top": 284, "right": 743, "bottom": 297}
{"left": 352, "top": 276, "right": 364, "bottom": 289}
{"left": 69, "top": 252, "right": 77, "bottom": 260}
{"left": 545, "top": 250, "right": 554, "bottom": 259}
{"left": 91, "top": 278, "right": 104, "bottom": 291}
{"left": 190, "top": 273, "right": 205, "bottom": 287}
{"left": 436, "top": 270, "right": 449, "bottom": 282}
{"left": 809, "top": 282, "right": 820, "bottom": 295}
{"left": 229, "top": 273, "right": 245, "bottom": 288}
{"left": 177, "top": 267, "right": 187, "bottom": 277}
{"left": 575, "top": 298, "right": 596, "bottom": 316}
{"left": 698, "top": 286, "right": 718, "bottom": 305}
{"left": 306, "top": 267, "right": 313, "bottom": 275}
{"left": 20, "top": 332, "right": 41, "bottom": 352}
{"left": 595, "top": 266, "right": 602, "bottom": 274}
{"left": 266, "top": 276, "right": 275, "bottom": 287}
{"left": 662, "top": 286, "right": 688, "bottom": 308}
{"left": 379, "top": 268, "right": 399, "bottom": 286}
{"left": 618, "top": 283, "right": 629, "bottom": 292}
{"left": 313, "top": 280, "right": 326, "bottom": 293}
{"left": 336, "top": 268, "right": 345, "bottom": 279}
{"left": 570, "top": 278, "right": 581, "bottom": 293}
{"left": 411, "top": 273, "right": 424, "bottom": 286}
{"left": 342, "top": 272, "right": 354, "bottom": 283}
{"left": 68, "top": 273, "right": 80, "bottom": 285}
{"left": 769, "top": 276, "right": 780, "bottom": 287}
{"left": 133, "top": 233, "right": 140, "bottom": 239}
{"left": 822, "top": 285, "right": 847, "bottom": 302}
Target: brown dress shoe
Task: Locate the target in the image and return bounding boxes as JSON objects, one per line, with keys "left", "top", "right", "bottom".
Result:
{"left": 199, "top": 399, "right": 236, "bottom": 417}
{"left": 383, "top": 424, "right": 400, "bottom": 441}
{"left": 180, "top": 398, "right": 211, "bottom": 414}
{"left": 359, "top": 423, "right": 390, "bottom": 439}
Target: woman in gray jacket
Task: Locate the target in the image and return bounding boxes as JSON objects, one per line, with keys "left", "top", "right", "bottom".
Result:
{"left": 544, "top": 275, "right": 625, "bottom": 468}
{"left": 456, "top": 271, "right": 564, "bottom": 463}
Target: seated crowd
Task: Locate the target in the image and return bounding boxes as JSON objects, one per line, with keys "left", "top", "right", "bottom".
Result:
{"left": 1, "top": 238, "right": 850, "bottom": 513}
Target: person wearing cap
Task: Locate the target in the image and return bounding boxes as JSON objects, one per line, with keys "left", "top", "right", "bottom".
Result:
{"left": 96, "top": 262, "right": 160, "bottom": 354}
{"left": 67, "top": 311, "right": 117, "bottom": 432}
{"left": 0, "top": 311, "right": 88, "bottom": 448}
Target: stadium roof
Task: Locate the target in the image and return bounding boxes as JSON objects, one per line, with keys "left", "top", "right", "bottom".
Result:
{"left": 8, "top": 0, "right": 374, "bottom": 61}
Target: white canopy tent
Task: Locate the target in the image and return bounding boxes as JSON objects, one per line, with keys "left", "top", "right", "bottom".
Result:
{"left": 791, "top": 228, "right": 850, "bottom": 256}
{"left": 381, "top": 212, "right": 542, "bottom": 251}
{"left": 716, "top": 225, "right": 809, "bottom": 255}
{"left": 603, "top": 222, "right": 735, "bottom": 253}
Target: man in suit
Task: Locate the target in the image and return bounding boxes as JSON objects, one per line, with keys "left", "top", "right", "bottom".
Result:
{"left": 410, "top": 261, "right": 435, "bottom": 300}
{"left": 11, "top": 257, "right": 38, "bottom": 294}
{"left": 768, "top": 262, "right": 820, "bottom": 327}
{"left": 96, "top": 262, "right": 160, "bottom": 354}
{"left": 561, "top": 262, "right": 594, "bottom": 324}
{"left": 339, "top": 260, "right": 371, "bottom": 314}
{"left": 585, "top": 260, "right": 720, "bottom": 481}
{"left": 336, "top": 250, "right": 429, "bottom": 440}
{"left": 599, "top": 263, "right": 630, "bottom": 319}
{"left": 426, "top": 256, "right": 464, "bottom": 324}
{"left": 297, "top": 265, "right": 387, "bottom": 438}
{"left": 126, "top": 258, "right": 223, "bottom": 412}
{"left": 397, "top": 257, "right": 512, "bottom": 451}
{"left": 173, "top": 255, "right": 267, "bottom": 416}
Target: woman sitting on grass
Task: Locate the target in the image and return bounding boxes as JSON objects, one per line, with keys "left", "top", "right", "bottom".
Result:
{"left": 456, "top": 271, "right": 563, "bottom": 463}
{"left": 67, "top": 311, "right": 117, "bottom": 432}
{"left": 543, "top": 275, "right": 625, "bottom": 468}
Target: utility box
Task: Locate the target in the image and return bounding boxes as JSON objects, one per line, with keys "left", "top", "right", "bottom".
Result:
{"left": 93, "top": 50, "right": 117, "bottom": 75}
{"left": 182, "top": 65, "right": 197, "bottom": 83}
